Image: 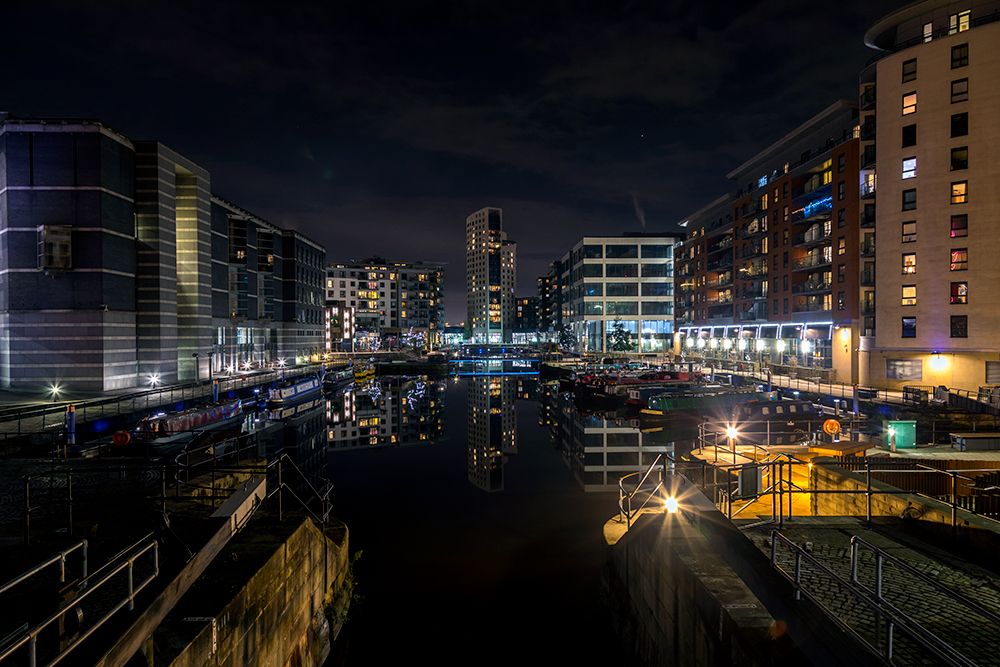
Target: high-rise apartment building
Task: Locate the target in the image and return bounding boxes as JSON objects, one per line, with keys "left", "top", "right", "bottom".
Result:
{"left": 536, "top": 264, "right": 562, "bottom": 335}
{"left": 861, "top": 0, "right": 1000, "bottom": 390}
{"left": 0, "top": 113, "right": 326, "bottom": 391}
{"left": 558, "top": 234, "right": 678, "bottom": 353}
{"left": 326, "top": 259, "right": 444, "bottom": 348}
{"left": 674, "top": 102, "right": 863, "bottom": 382}
{"left": 466, "top": 207, "right": 516, "bottom": 344}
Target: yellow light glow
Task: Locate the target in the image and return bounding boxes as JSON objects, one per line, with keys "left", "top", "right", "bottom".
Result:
{"left": 664, "top": 497, "right": 679, "bottom": 514}
{"left": 726, "top": 426, "right": 739, "bottom": 440}
{"left": 929, "top": 353, "right": 948, "bottom": 372}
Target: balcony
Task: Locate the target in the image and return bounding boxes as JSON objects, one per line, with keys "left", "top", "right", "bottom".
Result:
{"left": 861, "top": 241, "right": 876, "bottom": 257}
{"left": 860, "top": 269, "right": 875, "bottom": 286}
{"left": 707, "top": 236, "right": 734, "bottom": 255}
{"left": 861, "top": 182, "right": 877, "bottom": 199}
{"left": 737, "top": 243, "right": 766, "bottom": 259}
{"left": 790, "top": 194, "right": 833, "bottom": 224}
{"left": 794, "top": 227, "right": 832, "bottom": 248}
{"left": 707, "top": 256, "right": 733, "bottom": 271}
{"left": 706, "top": 273, "right": 733, "bottom": 288}
{"left": 792, "top": 280, "right": 832, "bottom": 295}
{"left": 741, "top": 220, "right": 767, "bottom": 238}
{"left": 860, "top": 121, "right": 876, "bottom": 141}
{"left": 740, "top": 304, "right": 768, "bottom": 322}
{"left": 741, "top": 287, "right": 767, "bottom": 300}
{"left": 860, "top": 208, "right": 876, "bottom": 228}
{"left": 793, "top": 254, "right": 833, "bottom": 271}
{"left": 705, "top": 295, "right": 734, "bottom": 305}
{"left": 861, "top": 302, "right": 875, "bottom": 316}
{"left": 739, "top": 203, "right": 761, "bottom": 220}
{"left": 794, "top": 297, "right": 831, "bottom": 314}
{"left": 861, "top": 146, "right": 876, "bottom": 170}
{"left": 737, "top": 260, "right": 768, "bottom": 278}
{"left": 860, "top": 87, "right": 876, "bottom": 111}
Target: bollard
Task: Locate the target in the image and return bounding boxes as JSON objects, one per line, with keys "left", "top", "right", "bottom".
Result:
{"left": 65, "top": 404, "right": 76, "bottom": 451}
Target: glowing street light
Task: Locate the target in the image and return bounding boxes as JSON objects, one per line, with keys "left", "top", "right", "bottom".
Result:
{"left": 664, "top": 496, "right": 679, "bottom": 514}
{"left": 47, "top": 383, "right": 63, "bottom": 401}
{"left": 277, "top": 358, "right": 287, "bottom": 368}
{"left": 147, "top": 373, "right": 160, "bottom": 387}
{"left": 225, "top": 364, "right": 236, "bottom": 375}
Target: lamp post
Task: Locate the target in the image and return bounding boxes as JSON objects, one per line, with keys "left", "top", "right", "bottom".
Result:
{"left": 191, "top": 352, "right": 200, "bottom": 383}
{"left": 726, "top": 426, "right": 739, "bottom": 465}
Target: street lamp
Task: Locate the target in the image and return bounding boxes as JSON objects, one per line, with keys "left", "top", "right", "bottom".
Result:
{"left": 147, "top": 373, "right": 161, "bottom": 387}
{"left": 48, "top": 383, "right": 63, "bottom": 402}
{"left": 726, "top": 425, "right": 739, "bottom": 464}
{"left": 191, "top": 352, "right": 200, "bottom": 383}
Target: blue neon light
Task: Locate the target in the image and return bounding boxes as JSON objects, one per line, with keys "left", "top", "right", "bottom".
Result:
{"left": 803, "top": 196, "right": 833, "bottom": 219}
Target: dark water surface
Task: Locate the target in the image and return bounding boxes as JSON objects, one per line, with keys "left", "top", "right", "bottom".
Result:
{"left": 324, "top": 376, "right": 629, "bottom": 665}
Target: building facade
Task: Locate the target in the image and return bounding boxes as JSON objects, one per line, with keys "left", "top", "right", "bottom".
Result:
{"left": 466, "top": 207, "right": 516, "bottom": 344}
{"left": 674, "top": 102, "right": 863, "bottom": 382}
{"left": 0, "top": 113, "right": 326, "bottom": 391}
{"left": 536, "top": 264, "right": 562, "bottom": 335}
{"left": 325, "top": 258, "right": 444, "bottom": 349}
{"left": 861, "top": 0, "right": 1000, "bottom": 390}
{"left": 559, "top": 234, "right": 678, "bottom": 354}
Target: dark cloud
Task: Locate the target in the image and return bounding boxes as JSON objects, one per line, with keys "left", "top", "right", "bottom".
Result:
{"left": 2, "top": 0, "right": 902, "bottom": 321}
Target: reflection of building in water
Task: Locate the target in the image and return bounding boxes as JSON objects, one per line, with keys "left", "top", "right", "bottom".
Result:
{"left": 326, "top": 378, "right": 444, "bottom": 449}
{"left": 541, "top": 385, "right": 675, "bottom": 492}
{"left": 267, "top": 402, "right": 328, "bottom": 480}
{"left": 467, "top": 375, "right": 517, "bottom": 492}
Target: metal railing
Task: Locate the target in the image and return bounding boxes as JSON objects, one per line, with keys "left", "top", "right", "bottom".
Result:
{"left": 0, "top": 536, "right": 159, "bottom": 667}
{"left": 849, "top": 534, "right": 1000, "bottom": 631}
{"left": 617, "top": 453, "right": 671, "bottom": 529}
{"left": 0, "top": 540, "right": 88, "bottom": 599}
{"left": 0, "top": 363, "right": 323, "bottom": 437}
{"left": 770, "top": 531, "right": 972, "bottom": 666}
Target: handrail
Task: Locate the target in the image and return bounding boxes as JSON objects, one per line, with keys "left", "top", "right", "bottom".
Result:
{"left": 849, "top": 534, "right": 1000, "bottom": 628}
{"left": 770, "top": 531, "right": 973, "bottom": 666}
{"left": 618, "top": 453, "right": 669, "bottom": 528}
{"left": 0, "top": 538, "right": 159, "bottom": 667}
{"left": 0, "top": 540, "right": 88, "bottom": 598}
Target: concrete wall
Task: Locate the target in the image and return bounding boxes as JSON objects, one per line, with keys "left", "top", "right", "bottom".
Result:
{"left": 606, "top": 514, "right": 782, "bottom": 666}
{"left": 163, "top": 517, "right": 349, "bottom": 667}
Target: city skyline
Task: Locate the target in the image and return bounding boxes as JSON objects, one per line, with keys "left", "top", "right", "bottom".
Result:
{"left": 1, "top": 0, "right": 901, "bottom": 322}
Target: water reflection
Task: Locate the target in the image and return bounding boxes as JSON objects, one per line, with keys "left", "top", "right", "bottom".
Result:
{"left": 539, "top": 381, "right": 698, "bottom": 492}
{"left": 325, "top": 376, "right": 445, "bottom": 449}
{"left": 466, "top": 375, "right": 518, "bottom": 492}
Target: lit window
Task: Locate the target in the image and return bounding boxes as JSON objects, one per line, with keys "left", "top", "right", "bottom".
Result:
{"left": 950, "top": 281, "right": 968, "bottom": 304}
{"left": 950, "top": 215, "right": 968, "bottom": 238}
{"left": 902, "top": 92, "right": 917, "bottom": 115}
{"left": 950, "top": 248, "right": 968, "bottom": 271}
{"left": 923, "top": 21, "right": 933, "bottom": 42}
{"left": 902, "top": 157, "right": 917, "bottom": 179}
{"left": 951, "top": 181, "right": 968, "bottom": 204}
{"left": 901, "top": 285, "right": 917, "bottom": 306}
{"left": 902, "top": 221, "right": 917, "bottom": 243}
{"left": 902, "top": 253, "right": 917, "bottom": 274}
{"left": 949, "top": 10, "right": 971, "bottom": 34}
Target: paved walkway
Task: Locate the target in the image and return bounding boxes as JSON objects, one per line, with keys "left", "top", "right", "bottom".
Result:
{"left": 746, "top": 518, "right": 1000, "bottom": 665}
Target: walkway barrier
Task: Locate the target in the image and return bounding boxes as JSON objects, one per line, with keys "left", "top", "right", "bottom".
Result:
{"left": 770, "top": 531, "right": 974, "bottom": 666}
{"left": 0, "top": 535, "right": 158, "bottom": 667}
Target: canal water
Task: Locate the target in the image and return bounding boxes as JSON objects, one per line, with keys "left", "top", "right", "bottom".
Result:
{"left": 318, "top": 374, "right": 680, "bottom": 665}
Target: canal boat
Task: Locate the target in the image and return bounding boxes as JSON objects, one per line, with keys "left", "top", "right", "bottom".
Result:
{"left": 267, "top": 375, "right": 323, "bottom": 409}
{"left": 323, "top": 363, "right": 355, "bottom": 390}
{"left": 135, "top": 399, "right": 244, "bottom": 448}
{"left": 640, "top": 385, "right": 768, "bottom": 416}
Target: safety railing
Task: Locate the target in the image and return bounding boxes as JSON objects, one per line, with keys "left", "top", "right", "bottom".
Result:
{"left": 849, "top": 534, "right": 1000, "bottom": 631}
{"left": 0, "top": 363, "right": 323, "bottom": 437}
{"left": 0, "top": 536, "right": 159, "bottom": 667}
{"left": 0, "top": 540, "right": 88, "bottom": 599}
{"left": 617, "top": 453, "right": 671, "bottom": 529}
{"left": 770, "top": 531, "right": 973, "bottom": 666}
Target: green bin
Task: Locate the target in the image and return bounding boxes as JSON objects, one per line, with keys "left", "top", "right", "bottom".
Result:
{"left": 884, "top": 420, "right": 917, "bottom": 450}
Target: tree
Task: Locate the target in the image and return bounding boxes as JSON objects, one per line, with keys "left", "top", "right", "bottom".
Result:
{"left": 558, "top": 324, "right": 576, "bottom": 351}
{"left": 609, "top": 318, "right": 635, "bottom": 353}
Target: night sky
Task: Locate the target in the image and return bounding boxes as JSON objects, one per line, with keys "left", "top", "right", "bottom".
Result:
{"left": 4, "top": 0, "right": 901, "bottom": 322}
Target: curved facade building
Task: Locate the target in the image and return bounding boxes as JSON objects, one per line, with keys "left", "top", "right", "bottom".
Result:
{"left": 861, "top": 1, "right": 1000, "bottom": 389}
